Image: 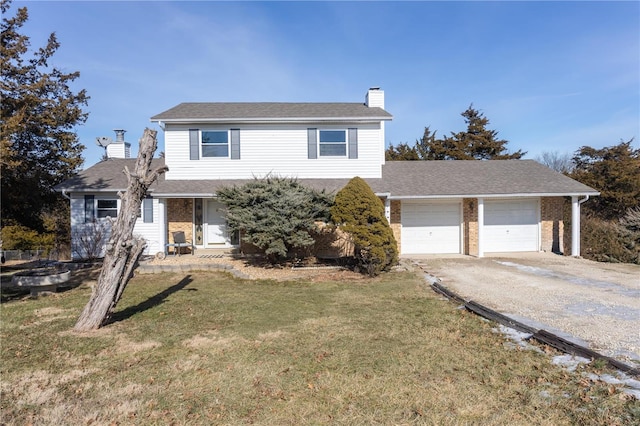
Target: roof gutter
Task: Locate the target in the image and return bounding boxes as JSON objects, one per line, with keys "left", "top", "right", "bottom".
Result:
{"left": 579, "top": 195, "right": 590, "bottom": 205}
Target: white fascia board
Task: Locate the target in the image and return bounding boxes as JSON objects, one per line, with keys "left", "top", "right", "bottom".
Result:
{"left": 61, "top": 188, "right": 128, "bottom": 193}
{"left": 388, "top": 191, "right": 600, "bottom": 200}
{"left": 151, "top": 116, "right": 393, "bottom": 124}
{"left": 151, "top": 193, "right": 217, "bottom": 198}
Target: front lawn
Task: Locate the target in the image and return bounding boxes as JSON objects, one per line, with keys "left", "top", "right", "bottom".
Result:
{"left": 1, "top": 270, "right": 637, "bottom": 425}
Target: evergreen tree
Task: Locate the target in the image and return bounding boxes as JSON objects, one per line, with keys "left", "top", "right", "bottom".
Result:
{"left": 1, "top": 0, "right": 89, "bottom": 234}
{"left": 330, "top": 177, "right": 398, "bottom": 276}
{"left": 570, "top": 140, "right": 640, "bottom": 221}
{"left": 217, "top": 176, "right": 333, "bottom": 262}
{"left": 385, "top": 107, "right": 524, "bottom": 161}
{"left": 439, "top": 105, "right": 525, "bottom": 160}
{"left": 385, "top": 142, "right": 419, "bottom": 161}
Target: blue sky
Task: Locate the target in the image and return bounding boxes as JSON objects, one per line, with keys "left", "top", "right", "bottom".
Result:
{"left": 12, "top": 0, "right": 640, "bottom": 167}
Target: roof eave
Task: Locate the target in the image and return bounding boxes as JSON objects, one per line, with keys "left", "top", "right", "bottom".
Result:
{"left": 151, "top": 116, "right": 393, "bottom": 124}
{"left": 388, "top": 191, "right": 600, "bottom": 200}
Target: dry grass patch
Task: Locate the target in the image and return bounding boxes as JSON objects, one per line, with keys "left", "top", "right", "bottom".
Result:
{"left": 1, "top": 270, "right": 638, "bottom": 425}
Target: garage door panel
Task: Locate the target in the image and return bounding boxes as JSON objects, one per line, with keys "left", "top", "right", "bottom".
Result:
{"left": 402, "top": 202, "right": 461, "bottom": 254}
{"left": 484, "top": 200, "right": 539, "bottom": 252}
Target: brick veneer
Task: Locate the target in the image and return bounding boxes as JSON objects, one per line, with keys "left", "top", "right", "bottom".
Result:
{"left": 167, "top": 198, "right": 194, "bottom": 254}
{"left": 463, "top": 198, "right": 478, "bottom": 256}
{"left": 541, "top": 197, "right": 564, "bottom": 254}
{"left": 389, "top": 200, "right": 402, "bottom": 254}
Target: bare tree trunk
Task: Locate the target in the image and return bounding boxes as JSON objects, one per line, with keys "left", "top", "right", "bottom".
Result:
{"left": 74, "top": 128, "right": 168, "bottom": 331}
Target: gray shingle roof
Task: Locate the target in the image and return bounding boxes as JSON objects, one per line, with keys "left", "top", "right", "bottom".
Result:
{"left": 54, "top": 158, "right": 167, "bottom": 192}
{"left": 150, "top": 103, "right": 392, "bottom": 122}
{"left": 57, "top": 159, "right": 598, "bottom": 198}
{"left": 376, "top": 160, "right": 599, "bottom": 198}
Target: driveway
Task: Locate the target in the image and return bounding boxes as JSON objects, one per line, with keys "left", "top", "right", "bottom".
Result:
{"left": 409, "top": 253, "right": 640, "bottom": 365}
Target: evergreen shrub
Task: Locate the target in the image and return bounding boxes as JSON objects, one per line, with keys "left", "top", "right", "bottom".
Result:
{"left": 217, "top": 176, "right": 333, "bottom": 262}
{"left": 330, "top": 177, "right": 398, "bottom": 276}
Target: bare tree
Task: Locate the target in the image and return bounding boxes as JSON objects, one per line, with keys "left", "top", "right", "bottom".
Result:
{"left": 74, "top": 129, "right": 168, "bottom": 331}
{"left": 536, "top": 151, "right": 574, "bottom": 174}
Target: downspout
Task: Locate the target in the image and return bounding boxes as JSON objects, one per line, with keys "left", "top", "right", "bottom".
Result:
{"left": 61, "top": 189, "right": 70, "bottom": 200}
{"left": 571, "top": 195, "right": 590, "bottom": 257}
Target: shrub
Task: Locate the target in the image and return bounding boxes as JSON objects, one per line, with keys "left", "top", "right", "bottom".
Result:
{"left": 579, "top": 214, "right": 639, "bottom": 264}
{"left": 0, "top": 222, "right": 54, "bottom": 251}
{"left": 330, "top": 177, "right": 398, "bottom": 276}
{"left": 617, "top": 207, "right": 640, "bottom": 264}
{"left": 217, "top": 176, "right": 333, "bottom": 262}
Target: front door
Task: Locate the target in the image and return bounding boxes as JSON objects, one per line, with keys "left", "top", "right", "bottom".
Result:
{"left": 205, "top": 199, "right": 228, "bottom": 245}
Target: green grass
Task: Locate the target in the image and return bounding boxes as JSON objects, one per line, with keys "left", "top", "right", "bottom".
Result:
{"left": 1, "top": 270, "right": 638, "bottom": 425}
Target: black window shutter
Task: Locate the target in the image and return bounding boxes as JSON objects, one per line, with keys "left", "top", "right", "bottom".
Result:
{"left": 348, "top": 128, "right": 358, "bottom": 159}
{"left": 230, "top": 129, "right": 240, "bottom": 159}
{"left": 307, "top": 128, "right": 317, "bottom": 159}
{"left": 189, "top": 129, "right": 199, "bottom": 160}
{"left": 84, "top": 195, "right": 95, "bottom": 223}
{"left": 143, "top": 198, "right": 153, "bottom": 223}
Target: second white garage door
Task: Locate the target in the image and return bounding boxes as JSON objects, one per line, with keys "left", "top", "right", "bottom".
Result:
{"left": 484, "top": 199, "right": 539, "bottom": 252}
{"left": 401, "top": 202, "right": 461, "bottom": 254}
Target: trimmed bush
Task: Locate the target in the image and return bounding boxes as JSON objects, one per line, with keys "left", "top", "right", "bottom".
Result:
{"left": 217, "top": 176, "right": 333, "bottom": 262}
{"left": 330, "top": 177, "right": 398, "bottom": 276}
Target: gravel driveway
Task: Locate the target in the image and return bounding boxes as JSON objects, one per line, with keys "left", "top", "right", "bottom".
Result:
{"left": 412, "top": 253, "right": 640, "bottom": 365}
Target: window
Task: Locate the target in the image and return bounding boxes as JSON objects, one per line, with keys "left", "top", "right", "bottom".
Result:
{"left": 142, "top": 198, "right": 153, "bottom": 223}
{"left": 319, "top": 130, "right": 347, "bottom": 156}
{"left": 97, "top": 199, "right": 118, "bottom": 218}
{"left": 84, "top": 195, "right": 95, "bottom": 223}
{"left": 202, "top": 131, "right": 229, "bottom": 157}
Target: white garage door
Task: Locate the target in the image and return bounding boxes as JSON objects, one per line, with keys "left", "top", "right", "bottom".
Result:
{"left": 401, "top": 202, "right": 461, "bottom": 254}
{"left": 484, "top": 199, "right": 539, "bottom": 252}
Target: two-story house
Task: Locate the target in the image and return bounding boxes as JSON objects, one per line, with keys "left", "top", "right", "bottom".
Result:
{"left": 57, "top": 88, "right": 598, "bottom": 260}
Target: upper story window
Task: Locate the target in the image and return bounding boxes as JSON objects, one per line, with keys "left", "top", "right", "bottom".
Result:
{"left": 202, "top": 131, "right": 229, "bottom": 157}
{"left": 308, "top": 128, "right": 357, "bottom": 159}
{"left": 319, "top": 130, "right": 347, "bottom": 156}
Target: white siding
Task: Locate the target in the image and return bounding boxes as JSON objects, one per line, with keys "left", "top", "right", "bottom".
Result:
{"left": 70, "top": 194, "right": 164, "bottom": 259}
{"left": 163, "top": 123, "right": 384, "bottom": 180}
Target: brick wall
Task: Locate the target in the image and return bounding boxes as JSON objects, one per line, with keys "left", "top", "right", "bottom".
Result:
{"left": 541, "top": 197, "right": 564, "bottom": 253}
{"left": 167, "top": 198, "right": 193, "bottom": 254}
{"left": 390, "top": 200, "right": 402, "bottom": 254}
{"left": 463, "top": 198, "right": 478, "bottom": 256}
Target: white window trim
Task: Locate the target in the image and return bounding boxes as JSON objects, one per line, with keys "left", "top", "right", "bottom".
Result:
{"left": 318, "top": 129, "right": 348, "bottom": 157}
{"left": 201, "top": 129, "right": 230, "bottom": 158}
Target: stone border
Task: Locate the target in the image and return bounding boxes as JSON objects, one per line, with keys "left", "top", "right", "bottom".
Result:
{"left": 136, "top": 262, "right": 251, "bottom": 279}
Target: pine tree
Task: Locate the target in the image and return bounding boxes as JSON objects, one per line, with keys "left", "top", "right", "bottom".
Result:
{"left": 330, "top": 177, "right": 398, "bottom": 276}
{"left": 385, "top": 108, "right": 525, "bottom": 161}
{"left": 570, "top": 140, "right": 640, "bottom": 220}
{"left": 441, "top": 105, "right": 525, "bottom": 160}
{"left": 1, "top": 0, "right": 89, "bottom": 234}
